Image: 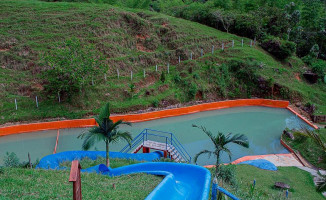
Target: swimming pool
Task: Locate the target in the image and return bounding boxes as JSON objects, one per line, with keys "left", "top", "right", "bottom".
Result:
{"left": 0, "top": 106, "right": 311, "bottom": 166}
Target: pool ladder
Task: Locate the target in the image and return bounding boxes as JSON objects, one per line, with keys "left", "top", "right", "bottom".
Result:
{"left": 120, "top": 129, "right": 192, "bottom": 163}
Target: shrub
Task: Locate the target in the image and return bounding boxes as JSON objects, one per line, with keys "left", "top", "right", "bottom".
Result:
{"left": 188, "top": 82, "right": 198, "bottom": 99}
{"left": 152, "top": 99, "right": 159, "bottom": 107}
{"left": 42, "top": 38, "right": 105, "bottom": 101}
{"left": 311, "top": 60, "right": 326, "bottom": 81}
{"left": 217, "top": 164, "right": 237, "bottom": 187}
{"left": 261, "top": 36, "right": 296, "bottom": 59}
{"left": 160, "top": 71, "right": 166, "bottom": 83}
{"left": 173, "top": 73, "right": 181, "bottom": 83}
{"left": 3, "top": 152, "right": 20, "bottom": 168}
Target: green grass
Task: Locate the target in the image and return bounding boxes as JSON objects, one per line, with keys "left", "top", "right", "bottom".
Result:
{"left": 283, "top": 128, "right": 326, "bottom": 169}
{"left": 60, "top": 157, "right": 142, "bottom": 169}
{"left": 0, "top": 158, "right": 162, "bottom": 200}
{"left": 0, "top": 167, "right": 162, "bottom": 200}
{"left": 210, "top": 165, "right": 325, "bottom": 200}
{"left": 0, "top": 0, "right": 325, "bottom": 124}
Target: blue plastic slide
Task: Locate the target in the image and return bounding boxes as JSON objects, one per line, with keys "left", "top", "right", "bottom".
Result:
{"left": 84, "top": 162, "right": 211, "bottom": 200}
{"left": 36, "top": 151, "right": 211, "bottom": 199}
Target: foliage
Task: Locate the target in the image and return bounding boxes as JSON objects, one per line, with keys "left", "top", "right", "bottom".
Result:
{"left": 282, "top": 128, "right": 326, "bottom": 169}
{"left": 152, "top": 99, "right": 159, "bottom": 107}
{"left": 42, "top": 38, "right": 105, "bottom": 101}
{"left": 188, "top": 82, "right": 198, "bottom": 100}
{"left": 192, "top": 124, "right": 249, "bottom": 176}
{"left": 160, "top": 71, "right": 166, "bottom": 83}
{"left": 78, "top": 102, "right": 132, "bottom": 166}
{"left": 218, "top": 164, "right": 237, "bottom": 187}
{"left": 311, "top": 60, "right": 326, "bottom": 82}
{"left": 3, "top": 152, "right": 20, "bottom": 168}
{"left": 261, "top": 36, "right": 296, "bottom": 60}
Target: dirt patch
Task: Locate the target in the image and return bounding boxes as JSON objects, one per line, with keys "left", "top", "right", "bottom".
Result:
{"left": 0, "top": 48, "right": 9, "bottom": 52}
{"left": 162, "top": 22, "right": 168, "bottom": 27}
{"left": 295, "top": 73, "right": 301, "bottom": 81}
{"left": 136, "top": 34, "right": 153, "bottom": 52}
{"left": 134, "top": 73, "right": 158, "bottom": 92}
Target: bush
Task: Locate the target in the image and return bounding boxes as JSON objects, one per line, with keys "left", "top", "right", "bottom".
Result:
{"left": 3, "top": 152, "right": 20, "bottom": 168}
{"left": 188, "top": 82, "right": 198, "bottom": 100}
{"left": 152, "top": 99, "right": 159, "bottom": 107}
{"left": 311, "top": 60, "right": 326, "bottom": 81}
{"left": 42, "top": 38, "right": 105, "bottom": 101}
{"left": 261, "top": 36, "right": 296, "bottom": 59}
{"left": 217, "top": 164, "right": 237, "bottom": 187}
{"left": 160, "top": 71, "right": 166, "bottom": 83}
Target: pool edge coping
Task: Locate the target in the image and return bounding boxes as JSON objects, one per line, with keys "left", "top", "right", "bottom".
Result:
{"left": 1, "top": 99, "right": 316, "bottom": 137}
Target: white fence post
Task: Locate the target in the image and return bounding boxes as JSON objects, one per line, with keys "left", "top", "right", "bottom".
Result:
{"left": 232, "top": 40, "right": 234, "bottom": 48}
{"left": 117, "top": 69, "right": 119, "bottom": 79}
{"left": 36, "top": 96, "right": 39, "bottom": 108}
{"left": 15, "top": 98, "right": 17, "bottom": 110}
{"left": 167, "top": 63, "right": 170, "bottom": 74}
{"left": 241, "top": 39, "right": 244, "bottom": 47}
{"left": 143, "top": 69, "right": 146, "bottom": 78}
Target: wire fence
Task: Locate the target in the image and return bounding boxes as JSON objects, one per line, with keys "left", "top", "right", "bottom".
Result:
{"left": 9, "top": 38, "right": 257, "bottom": 111}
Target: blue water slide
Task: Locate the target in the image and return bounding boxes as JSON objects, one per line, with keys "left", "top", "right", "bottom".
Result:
{"left": 36, "top": 151, "right": 163, "bottom": 170}
{"left": 84, "top": 162, "right": 211, "bottom": 200}
{"left": 36, "top": 151, "right": 211, "bottom": 200}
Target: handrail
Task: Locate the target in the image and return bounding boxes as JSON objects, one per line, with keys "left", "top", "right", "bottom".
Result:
{"left": 120, "top": 128, "right": 192, "bottom": 163}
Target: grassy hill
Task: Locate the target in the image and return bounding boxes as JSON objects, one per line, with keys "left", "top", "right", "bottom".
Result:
{"left": 0, "top": 0, "right": 325, "bottom": 124}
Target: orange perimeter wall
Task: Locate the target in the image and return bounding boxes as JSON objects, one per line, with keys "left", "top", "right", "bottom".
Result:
{"left": 0, "top": 99, "right": 290, "bottom": 137}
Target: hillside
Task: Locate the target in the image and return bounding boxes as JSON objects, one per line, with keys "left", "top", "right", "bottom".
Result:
{"left": 0, "top": 0, "right": 325, "bottom": 124}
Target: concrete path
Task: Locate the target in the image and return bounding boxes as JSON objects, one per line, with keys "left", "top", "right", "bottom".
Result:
{"left": 231, "top": 153, "right": 303, "bottom": 167}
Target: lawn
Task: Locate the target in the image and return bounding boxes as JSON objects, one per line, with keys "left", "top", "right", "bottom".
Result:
{"left": 210, "top": 165, "right": 325, "bottom": 200}
{"left": 0, "top": 159, "right": 162, "bottom": 200}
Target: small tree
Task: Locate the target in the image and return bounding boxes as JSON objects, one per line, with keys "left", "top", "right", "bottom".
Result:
{"left": 78, "top": 103, "right": 132, "bottom": 167}
{"left": 42, "top": 38, "right": 105, "bottom": 101}
{"left": 192, "top": 124, "right": 249, "bottom": 176}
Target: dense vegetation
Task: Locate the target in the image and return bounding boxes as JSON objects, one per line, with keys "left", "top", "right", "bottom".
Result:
{"left": 0, "top": 0, "right": 325, "bottom": 124}
{"left": 283, "top": 128, "right": 326, "bottom": 169}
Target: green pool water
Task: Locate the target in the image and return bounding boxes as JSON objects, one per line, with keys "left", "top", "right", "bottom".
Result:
{"left": 0, "top": 106, "right": 311, "bottom": 166}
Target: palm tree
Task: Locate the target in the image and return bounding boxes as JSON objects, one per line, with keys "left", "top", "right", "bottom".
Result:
{"left": 78, "top": 103, "right": 132, "bottom": 167}
{"left": 192, "top": 124, "right": 249, "bottom": 176}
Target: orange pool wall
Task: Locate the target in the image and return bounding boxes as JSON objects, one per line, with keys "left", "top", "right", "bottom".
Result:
{"left": 0, "top": 99, "right": 315, "bottom": 137}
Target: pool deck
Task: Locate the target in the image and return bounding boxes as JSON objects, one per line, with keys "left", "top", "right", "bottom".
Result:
{"left": 204, "top": 153, "right": 303, "bottom": 168}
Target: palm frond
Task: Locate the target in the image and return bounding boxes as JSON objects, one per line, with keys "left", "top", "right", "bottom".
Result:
{"left": 110, "top": 131, "right": 132, "bottom": 146}
{"left": 316, "top": 171, "right": 326, "bottom": 192}
{"left": 194, "top": 149, "right": 214, "bottom": 164}
{"left": 81, "top": 126, "right": 106, "bottom": 150}
{"left": 227, "top": 134, "right": 249, "bottom": 148}
{"left": 221, "top": 147, "right": 232, "bottom": 161}
{"left": 192, "top": 124, "right": 218, "bottom": 147}
{"left": 98, "top": 102, "right": 110, "bottom": 123}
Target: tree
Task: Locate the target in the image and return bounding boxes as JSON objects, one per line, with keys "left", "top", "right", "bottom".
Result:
{"left": 78, "top": 103, "right": 132, "bottom": 167}
{"left": 192, "top": 124, "right": 249, "bottom": 176}
{"left": 42, "top": 38, "right": 105, "bottom": 101}
{"left": 211, "top": 10, "right": 234, "bottom": 33}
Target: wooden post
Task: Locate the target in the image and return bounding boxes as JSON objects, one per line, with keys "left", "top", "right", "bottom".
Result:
{"left": 53, "top": 129, "right": 60, "bottom": 154}
{"left": 28, "top": 152, "right": 32, "bottom": 169}
{"left": 69, "top": 160, "right": 82, "bottom": 200}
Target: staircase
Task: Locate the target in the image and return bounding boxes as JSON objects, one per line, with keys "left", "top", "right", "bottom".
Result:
{"left": 120, "top": 129, "right": 191, "bottom": 163}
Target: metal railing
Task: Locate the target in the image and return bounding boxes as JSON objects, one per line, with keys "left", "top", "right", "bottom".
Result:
{"left": 120, "top": 129, "right": 192, "bottom": 163}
